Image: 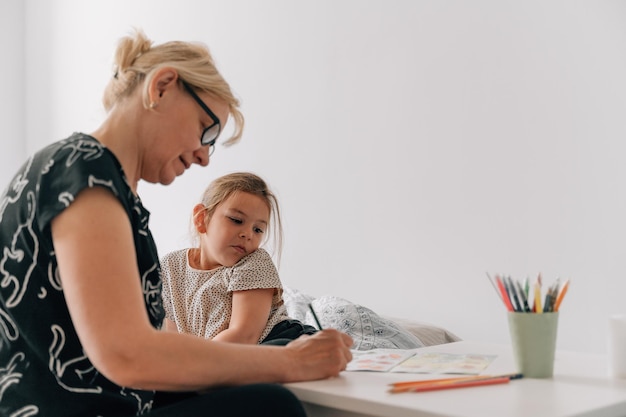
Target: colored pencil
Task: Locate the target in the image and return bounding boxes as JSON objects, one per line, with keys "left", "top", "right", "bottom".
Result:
{"left": 554, "top": 279, "right": 570, "bottom": 312}
{"left": 389, "top": 373, "right": 523, "bottom": 393}
{"left": 308, "top": 303, "right": 323, "bottom": 330}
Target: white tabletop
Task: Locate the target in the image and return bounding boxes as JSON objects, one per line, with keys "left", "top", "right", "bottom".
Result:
{"left": 285, "top": 341, "right": 626, "bottom": 417}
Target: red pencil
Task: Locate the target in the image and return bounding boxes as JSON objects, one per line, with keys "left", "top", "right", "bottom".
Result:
{"left": 495, "top": 275, "right": 514, "bottom": 311}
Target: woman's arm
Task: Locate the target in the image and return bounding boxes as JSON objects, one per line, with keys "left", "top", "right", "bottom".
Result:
{"left": 52, "top": 187, "right": 352, "bottom": 391}
{"left": 212, "top": 288, "right": 274, "bottom": 344}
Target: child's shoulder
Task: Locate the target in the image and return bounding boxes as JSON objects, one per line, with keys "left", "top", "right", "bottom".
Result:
{"left": 242, "top": 248, "right": 274, "bottom": 264}
{"left": 251, "top": 248, "right": 270, "bottom": 258}
{"left": 160, "top": 248, "right": 189, "bottom": 266}
{"left": 234, "top": 249, "right": 277, "bottom": 274}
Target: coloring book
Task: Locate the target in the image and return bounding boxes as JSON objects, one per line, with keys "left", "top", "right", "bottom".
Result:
{"left": 346, "top": 349, "right": 496, "bottom": 374}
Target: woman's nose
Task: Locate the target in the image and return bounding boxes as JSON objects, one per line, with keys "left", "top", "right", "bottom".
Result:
{"left": 193, "top": 147, "right": 210, "bottom": 167}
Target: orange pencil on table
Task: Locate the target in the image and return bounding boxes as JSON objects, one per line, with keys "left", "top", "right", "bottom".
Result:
{"left": 389, "top": 376, "right": 479, "bottom": 392}
{"left": 407, "top": 376, "right": 511, "bottom": 393}
{"left": 390, "top": 375, "right": 487, "bottom": 390}
{"left": 389, "top": 373, "right": 523, "bottom": 393}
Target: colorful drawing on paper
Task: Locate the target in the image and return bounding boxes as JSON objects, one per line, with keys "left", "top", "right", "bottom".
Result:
{"left": 347, "top": 349, "right": 496, "bottom": 374}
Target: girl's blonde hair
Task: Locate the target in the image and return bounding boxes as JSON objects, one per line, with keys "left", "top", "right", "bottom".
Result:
{"left": 102, "top": 28, "right": 243, "bottom": 145}
{"left": 193, "top": 172, "right": 283, "bottom": 263}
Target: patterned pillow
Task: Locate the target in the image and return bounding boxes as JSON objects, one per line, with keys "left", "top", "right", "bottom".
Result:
{"left": 283, "top": 286, "right": 316, "bottom": 322}
{"left": 282, "top": 287, "right": 461, "bottom": 349}
{"left": 306, "top": 295, "right": 424, "bottom": 350}
{"left": 388, "top": 316, "right": 461, "bottom": 346}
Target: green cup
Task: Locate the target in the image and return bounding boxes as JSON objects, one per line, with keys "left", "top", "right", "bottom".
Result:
{"left": 507, "top": 312, "right": 559, "bottom": 378}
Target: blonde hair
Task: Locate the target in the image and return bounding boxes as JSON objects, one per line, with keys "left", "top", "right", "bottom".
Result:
{"left": 193, "top": 172, "right": 283, "bottom": 263}
{"left": 102, "top": 28, "right": 243, "bottom": 145}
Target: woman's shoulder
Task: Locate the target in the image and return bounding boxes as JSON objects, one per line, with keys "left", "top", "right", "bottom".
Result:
{"left": 38, "top": 133, "right": 111, "bottom": 164}
{"left": 36, "top": 133, "right": 126, "bottom": 192}
{"left": 33, "top": 133, "right": 134, "bottom": 230}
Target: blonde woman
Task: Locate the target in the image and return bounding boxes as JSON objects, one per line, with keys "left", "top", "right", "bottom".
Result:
{"left": 0, "top": 30, "right": 352, "bottom": 417}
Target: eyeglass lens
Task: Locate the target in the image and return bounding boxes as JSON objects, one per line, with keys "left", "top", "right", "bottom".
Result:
{"left": 201, "top": 125, "right": 220, "bottom": 148}
{"left": 206, "top": 138, "right": 216, "bottom": 156}
{"left": 182, "top": 80, "right": 222, "bottom": 150}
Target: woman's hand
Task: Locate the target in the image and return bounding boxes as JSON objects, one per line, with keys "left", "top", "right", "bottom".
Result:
{"left": 283, "top": 329, "right": 353, "bottom": 382}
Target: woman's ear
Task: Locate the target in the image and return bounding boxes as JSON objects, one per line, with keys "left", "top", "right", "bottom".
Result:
{"left": 148, "top": 67, "right": 179, "bottom": 105}
{"left": 193, "top": 204, "right": 208, "bottom": 233}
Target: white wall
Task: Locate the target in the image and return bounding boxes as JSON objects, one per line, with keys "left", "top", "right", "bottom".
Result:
{"left": 18, "top": 0, "right": 626, "bottom": 354}
{"left": 0, "top": 0, "right": 25, "bottom": 186}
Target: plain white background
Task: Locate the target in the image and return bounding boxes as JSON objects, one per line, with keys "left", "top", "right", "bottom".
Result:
{"left": 2, "top": 0, "right": 626, "bottom": 354}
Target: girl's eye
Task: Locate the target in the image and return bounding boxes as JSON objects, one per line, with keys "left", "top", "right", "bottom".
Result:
{"left": 228, "top": 217, "right": 243, "bottom": 224}
{"left": 254, "top": 227, "right": 265, "bottom": 234}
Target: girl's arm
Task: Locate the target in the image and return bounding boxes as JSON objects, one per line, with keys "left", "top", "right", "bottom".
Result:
{"left": 52, "top": 187, "right": 353, "bottom": 391}
{"left": 212, "top": 288, "right": 274, "bottom": 344}
{"left": 163, "top": 318, "right": 178, "bottom": 333}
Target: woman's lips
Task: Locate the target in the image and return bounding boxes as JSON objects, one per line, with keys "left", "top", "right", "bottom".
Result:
{"left": 179, "top": 156, "right": 190, "bottom": 169}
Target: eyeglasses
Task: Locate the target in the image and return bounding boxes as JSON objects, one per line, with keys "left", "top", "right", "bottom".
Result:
{"left": 181, "top": 80, "right": 222, "bottom": 155}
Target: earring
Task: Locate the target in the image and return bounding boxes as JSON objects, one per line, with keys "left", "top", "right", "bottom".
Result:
{"left": 149, "top": 101, "right": 158, "bottom": 109}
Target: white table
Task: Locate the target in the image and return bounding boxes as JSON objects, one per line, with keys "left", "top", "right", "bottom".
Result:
{"left": 284, "top": 341, "right": 626, "bottom": 417}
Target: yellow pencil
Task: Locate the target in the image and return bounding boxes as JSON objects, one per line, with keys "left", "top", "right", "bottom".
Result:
{"left": 534, "top": 276, "right": 543, "bottom": 313}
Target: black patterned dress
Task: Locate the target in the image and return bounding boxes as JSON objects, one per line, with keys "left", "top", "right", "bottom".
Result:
{"left": 0, "top": 133, "right": 164, "bottom": 416}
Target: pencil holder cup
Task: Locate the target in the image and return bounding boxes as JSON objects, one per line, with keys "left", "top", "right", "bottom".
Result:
{"left": 507, "top": 312, "right": 559, "bottom": 378}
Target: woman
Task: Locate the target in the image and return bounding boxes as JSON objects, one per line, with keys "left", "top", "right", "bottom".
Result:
{"left": 0, "top": 29, "right": 352, "bottom": 417}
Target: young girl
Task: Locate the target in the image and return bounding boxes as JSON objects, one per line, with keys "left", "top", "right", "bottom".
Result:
{"left": 161, "top": 172, "right": 317, "bottom": 345}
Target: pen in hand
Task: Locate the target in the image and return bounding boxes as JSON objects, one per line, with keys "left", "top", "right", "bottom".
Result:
{"left": 308, "top": 303, "right": 324, "bottom": 330}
